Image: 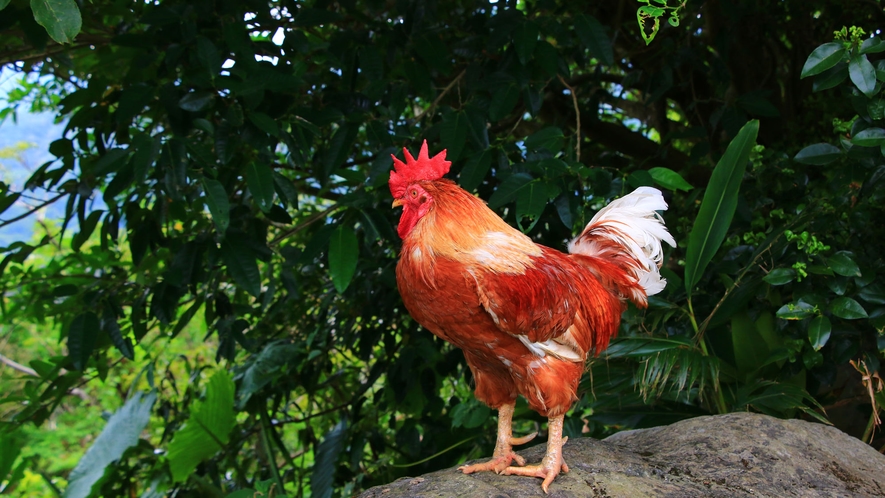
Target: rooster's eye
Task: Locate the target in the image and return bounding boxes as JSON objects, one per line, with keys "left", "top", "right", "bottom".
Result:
{"left": 410, "top": 189, "right": 418, "bottom": 198}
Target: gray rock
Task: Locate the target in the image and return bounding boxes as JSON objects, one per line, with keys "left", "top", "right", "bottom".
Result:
{"left": 359, "top": 412, "right": 885, "bottom": 497}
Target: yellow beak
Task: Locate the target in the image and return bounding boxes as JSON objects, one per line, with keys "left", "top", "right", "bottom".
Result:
{"left": 392, "top": 199, "right": 404, "bottom": 208}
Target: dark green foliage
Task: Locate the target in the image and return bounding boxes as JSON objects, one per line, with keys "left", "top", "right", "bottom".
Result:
{"left": 1, "top": 0, "right": 884, "bottom": 496}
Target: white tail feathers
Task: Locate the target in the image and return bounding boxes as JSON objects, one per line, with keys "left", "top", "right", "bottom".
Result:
{"left": 568, "top": 187, "right": 676, "bottom": 302}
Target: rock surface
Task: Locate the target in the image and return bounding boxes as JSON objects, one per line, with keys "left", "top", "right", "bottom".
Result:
{"left": 359, "top": 412, "right": 885, "bottom": 497}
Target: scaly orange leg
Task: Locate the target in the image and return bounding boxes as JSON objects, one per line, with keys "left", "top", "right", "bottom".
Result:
{"left": 502, "top": 414, "right": 569, "bottom": 493}
{"left": 459, "top": 403, "right": 537, "bottom": 474}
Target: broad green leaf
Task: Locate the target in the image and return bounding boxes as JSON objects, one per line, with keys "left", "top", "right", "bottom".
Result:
{"left": 328, "top": 224, "right": 358, "bottom": 293}
{"left": 851, "top": 127, "right": 885, "bottom": 147}
{"left": 763, "top": 268, "right": 795, "bottom": 286}
{"left": 202, "top": 178, "right": 230, "bottom": 233}
{"left": 272, "top": 171, "right": 299, "bottom": 209}
{"left": 488, "top": 83, "right": 520, "bottom": 122}
{"left": 167, "top": 370, "right": 236, "bottom": 483}
{"left": 776, "top": 301, "right": 815, "bottom": 320}
{"left": 684, "top": 120, "right": 759, "bottom": 294}
{"left": 828, "top": 251, "right": 861, "bottom": 277}
{"left": 0, "top": 433, "right": 22, "bottom": 483}
{"left": 31, "top": 0, "right": 82, "bottom": 44}
{"left": 246, "top": 162, "right": 275, "bottom": 213}
{"left": 459, "top": 149, "right": 493, "bottom": 193}
{"left": 829, "top": 297, "right": 868, "bottom": 319}
{"left": 0, "top": 0, "right": 10, "bottom": 9}
{"left": 0, "top": 192, "right": 20, "bottom": 218}
{"left": 440, "top": 110, "right": 468, "bottom": 162}
{"left": 67, "top": 311, "right": 99, "bottom": 371}
{"left": 72, "top": 209, "right": 104, "bottom": 252}
{"left": 248, "top": 112, "right": 280, "bottom": 137}
{"left": 807, "top": 316, "right": 831, "bottom": 351}
{"left": 793, "top": 143, "right": 841, "bottom": 165}
{"left": 178, "top": 91, "right": 214, "bottom": 112}
{"left": 238, "top": 342, "right": 299, "bottom": 406}
{"left": 524, "top": 127, "right": 564, "bottom": 152}
{"left": 64, "top": 392, "right": 156, "bottom": 498}
{"left": 488, "top": 172, "right": 533, "bottom": 209}
{"left": 513, "top": 20, "right": 539, "bottom": 65}
{"left": 515, "top": 180, "right": 552, "bottom": 233}
{"left": 102, "top": 308, "right": 134, "bottom": 360}
{"left": 648, "top": 167, "right": 693, "bottom": 191}
{"left": 310, "top": 420, "right": 347, "bottom": 498}
{"left": 451, "top": 399, "right": 490, "bottom": 429}
{"left": 813, "top": 61, "right": 848, "bottom": 92}
{"left": 861, "top": 37, "right": 885, "bottom": 55}
{"left": 800, "top": 42, "right": 846, "bottom": 78}
{"left": 849, "top": 53, "right": 877, "bottom": 97}
{"left": 91, "top": 148, "right": 131, "bottom": 175}
{"left": 220, "top": 236, "right": 261, "bottom": 297}
{"left": 731, "top": 312, "right": 769, "bottom": 375}
{"left": 575, "top": 14, "right": 614, "bottom": 66}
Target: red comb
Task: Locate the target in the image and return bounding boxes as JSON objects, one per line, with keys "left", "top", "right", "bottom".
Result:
{"left": 389, "top": 140, "right": 451, "bottom": 197}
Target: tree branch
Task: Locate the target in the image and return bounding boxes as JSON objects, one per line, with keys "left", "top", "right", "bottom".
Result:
{"left": 411, "top": 69, "right": 467, "bottom": 123}
{"left": 0, "top": 193, "right": 67, "bottom": 230}
{"left": 0, "top": 352, "right": 88, "bottom": 400}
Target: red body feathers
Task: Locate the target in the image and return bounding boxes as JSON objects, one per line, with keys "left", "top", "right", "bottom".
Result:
{"left": 391, "top": 142, "right": 675, "bottom": 420}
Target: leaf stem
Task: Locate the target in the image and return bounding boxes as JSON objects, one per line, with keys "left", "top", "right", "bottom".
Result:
{"left": 688, "top": 297, "right": 728, "bottom": 414}
{"left": 260, "top": 409, "right": 286, "bottom": 493}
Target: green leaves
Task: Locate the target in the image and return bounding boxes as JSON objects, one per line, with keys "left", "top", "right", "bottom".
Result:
{"left": 829, "top": 297, "right": 867, "bottom": 319}
{"left": 807, "top": 316, "right": 831, "bottom": 351}
{"left": 67, "top": 311, "right": 99, "bottom": 371}
{"left": 246, "top": 162, "right": 275, "bottom": 212}
{"left": 849, "top": 52, "right": 878, "bottom": 97}
{"left": 328, "top": 225, "right": 358, "bottom": 293}
{"left": 30, "top": 0, "right": 82, "bottom": 44}
{"left": 684, "top": 120, "right": 759, "bottom": 294}
{"left": 515, "top": 180, "right": 556, "bottom": 232}
{"left": 793, "top": 143, "right": 841, "bottom": 165}
{"left": 574, "top": 14, "right": 613, "bottom": 66}
{"left": 220, "top": 235, "right": 261, "bottom": 298}
{"left": 851, "top": 127, "right": 885, "bottom": 147}
{"left": 648, "top": 167, "right": 692, "bottom": 191}
{"left": 800, "top": 43, "right": 846, "bottom": 78}
{"left": 64, "top": 392, "right": 156, "bottom": 498}
{"left": 311, "top": 420, "right": 347, "bottom": 498}
{"left": 167, "top": 370, "right": 236, "bottom": 483}
{"left": 828, "top": 251, "right": 861, "bottom": 277}
{"left": 202, "top": 178, "right": 230, "bottom": 233}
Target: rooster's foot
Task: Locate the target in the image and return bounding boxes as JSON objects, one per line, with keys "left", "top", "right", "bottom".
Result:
{"left": 502, "top": 435, "right": 569, "bottom": 493}
{"left": 459, "top": 450, "right": 526, "bottom": 474}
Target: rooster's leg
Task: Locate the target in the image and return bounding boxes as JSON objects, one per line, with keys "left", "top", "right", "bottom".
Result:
{"left": 502, "top": 414, "right": 569, "bottom": 493}
{"left": 458, "top": 402, "right": 537, "bottom": 474}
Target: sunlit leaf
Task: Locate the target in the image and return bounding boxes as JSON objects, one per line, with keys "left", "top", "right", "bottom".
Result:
{"left": 648, "top": 167, "right": 693, "bottom": 191}
{"left": 800, "top": 42, "right": 846, "bottom": 78}
{"left": 64, "top": 392, "right": 156, "bottom": 498}
{"left": 31, "top": 0, "right": 82, "bottom": 44}
{"left": 167, "top": 370, "right": 236, "bottom": 483}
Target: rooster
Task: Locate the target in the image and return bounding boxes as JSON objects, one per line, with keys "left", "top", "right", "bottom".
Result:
{"left": 390, "top": 141, "right": 675, "bottom": 492}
